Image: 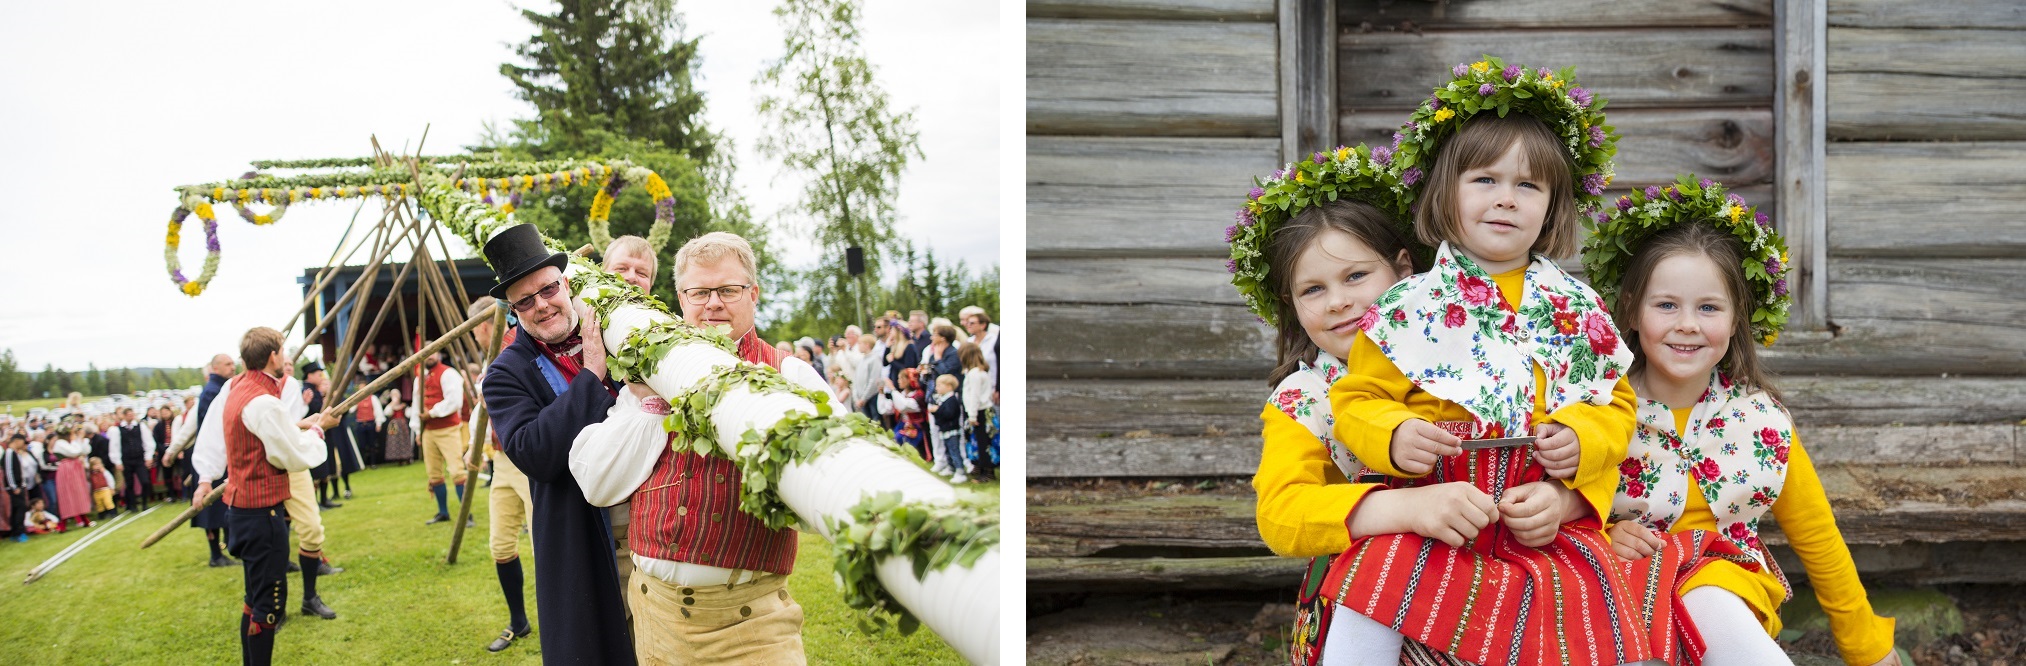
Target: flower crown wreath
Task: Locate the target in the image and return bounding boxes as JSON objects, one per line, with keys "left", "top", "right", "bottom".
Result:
{"left": 1389, "top": 56, "right": 1619, "bottom": 216}
{"left": 1580, "top": 175, "right": 1793, "bottom": 345}
{"left": 1226, "top": 144, "right": 1416, "bottom": 325}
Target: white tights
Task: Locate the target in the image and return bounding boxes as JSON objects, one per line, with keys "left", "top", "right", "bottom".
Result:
{"left": 1319, "top": 605, "right": 1403, "bottom": 666}
{"left": 1682, "top": 587, "right": 1795, "bottom": 666}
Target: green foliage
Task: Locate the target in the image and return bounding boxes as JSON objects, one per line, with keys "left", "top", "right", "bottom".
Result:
{"left": 766, "top": 239, "right": 1000, "bottom": 344}
{"left": 727, "top": 411, "right": 896, "bottom": 531}
{"left": 755, "top": 0, "right": 922, "bottom": 318}
{"left": 0, "top": 350, "right": 23, "bottom": 401}
{"left": 85, "top": 363, "right": 104, "bottom": 396}
{"left": 502, "top": 0, "right": 718, "bottom": 164}
{"left": 824, "top": 491, "right": 998, "bottom": 634}
{"left": 605, "top": 317, "right": 737, "bottom": 385}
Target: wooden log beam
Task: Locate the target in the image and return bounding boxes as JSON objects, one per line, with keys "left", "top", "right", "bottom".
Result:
{"left": 1337, "top": 0, "right": 1772, "bottom": 30}
{"left": 1028, "top": 19, "right": 1278, "bottom": 137}
{"left": 1339, "top": 29, "right": 1773, "bottom": 111}
{"left": 1027, "top": 136, "right": 1280, "bottom": 258}
{"left": 447, "top": 306, "right": 508, "bottom": 564}
{"left": 1826, "top": 143, "right": 2026, "bottom": 258}
{"left": 1827, "top": 0, "right": 2026, "bottom": 29}
{"left": 1026, "top": 0, "right": 1273, "bottom": 21}
{"left": 1345, "top": 108, "right": 1777, "bottom": 189}
{"left": 1826, "top": 28, "right": 2026, "bottom": 142}
{"left": 1027, "top": 556, "right": 1302, "bottom": 592}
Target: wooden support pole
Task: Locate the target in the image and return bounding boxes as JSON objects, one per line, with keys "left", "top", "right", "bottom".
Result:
{"left": 282, "top": 203, "right": 402, "bottom": 336}
{"left": 329, "top": 235, "right": 422, "bottom": 394}
{"left": 447, "top": 305, "right": 509, "bottom": 564}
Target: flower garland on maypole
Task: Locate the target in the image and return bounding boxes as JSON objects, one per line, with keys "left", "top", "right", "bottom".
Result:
{"left": 162, "top": 158, "right": 682, "bottom": 297}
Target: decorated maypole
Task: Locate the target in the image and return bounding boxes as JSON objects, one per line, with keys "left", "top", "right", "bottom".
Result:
{"left": 153, "top": 155, "right": 1000, "bottom": 663}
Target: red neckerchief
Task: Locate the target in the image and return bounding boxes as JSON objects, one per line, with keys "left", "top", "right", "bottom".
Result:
{"left": 528, "top": 328, "right": 618, "bottom": 398}
{"left": 735, "top": 328, "right": 785, "bottom": 370}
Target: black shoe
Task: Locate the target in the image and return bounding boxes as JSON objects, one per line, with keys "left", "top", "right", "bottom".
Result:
{"left": 319, "top": 500, "right": 342, "bottom": 510}
{"left": 301, "top": 595, "right": 338, "bottom": 620}
{"left": 209, "top": 555, "right": 235, "bottom": 568}
{"left": 318, "top": 560, "right": 343, "bottom": 576}
{"left": 487, "top": 624, "right": 533, "bottom": 652}
{"left": 288, "top": 560, "right": 302, "bottom": 573}
{"left": 424, "top": 514, "right": 451, "bottom": 525}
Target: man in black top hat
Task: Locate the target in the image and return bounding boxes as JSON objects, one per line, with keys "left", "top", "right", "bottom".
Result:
{"left": 476, "top": 224, "right": 635, "bottom": 663}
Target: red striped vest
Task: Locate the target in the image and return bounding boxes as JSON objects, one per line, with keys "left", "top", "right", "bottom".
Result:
{"left": 222, "top": 371, "right": 291, "bottom": 508}
{"left": 422, "top": 363, "right": 463, "bottom": 431}
{"left": 629, "top": 330, "right": 796, "bottom": 574}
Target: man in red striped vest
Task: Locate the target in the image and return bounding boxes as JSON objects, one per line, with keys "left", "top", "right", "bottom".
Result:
{"left": 194, "top": 327, "right": 334, "bottom": 665}
{"left": 418, "top": 350, "right": 470, "bottom": 524}
{"left": 572, "top": 232, "right": 835, "bottom": 663}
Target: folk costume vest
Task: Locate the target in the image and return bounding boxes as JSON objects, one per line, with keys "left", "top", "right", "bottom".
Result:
{"left": 222, "top": 371, "right": 292, "bottom": 509}
{"left": 421, "top": 362, "right": 462, "bottom": 431}
{"left": 629, "top": 329, "right": 798, "bottom": 575}
{"left": 1613, "top": 371, "right": 1795, "bottom": 578}
{"left": 1357, "top": 242, "right": 1633, "bottom": 437}
{"left": 117, "top": 423, "right": 147, "bottom": 464}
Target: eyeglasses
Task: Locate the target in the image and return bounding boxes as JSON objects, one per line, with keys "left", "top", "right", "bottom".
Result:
{"left": 680, "top": 284, "right": 752, "bottom": 306}
{"left": 510, "top": 280, "right": 564, "bottom": 313}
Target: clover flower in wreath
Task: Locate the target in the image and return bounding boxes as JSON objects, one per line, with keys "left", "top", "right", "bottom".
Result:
{"left": 1390, "top": 56, "right": 1619, "bottom": 216}
{"left": 1579, "top": 175, "right": 1792, "bottom": 346}
{"left": 1226, "top": 143, "right": 1414, "bottom": 326}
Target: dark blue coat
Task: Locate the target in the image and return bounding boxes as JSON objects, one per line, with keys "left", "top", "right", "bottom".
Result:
{"left": 484, "top": 327, "right": 636, "bottom": 665}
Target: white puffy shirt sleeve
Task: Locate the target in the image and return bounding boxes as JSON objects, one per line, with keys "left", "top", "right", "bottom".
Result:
{"left": 428, "top": 368, "right": 464, "bottom": 418}
{"left": 106, "top": 428, "right": 123, "bottom": 468}
{"left": 242, "top": 394, "right": 328, "bottom": 472}
{"left": 571, "top": 388, "right": 667, "bottom": 507}
{"left": 166, "top": 410, "right": 200, "bottom": 461}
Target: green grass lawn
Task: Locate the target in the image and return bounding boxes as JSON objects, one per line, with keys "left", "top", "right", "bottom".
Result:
{"left": 0, "top": 395, "right": 103, "bottom": 414}
{"left": 0, "top": 463, "right": 987, "bottom": 664}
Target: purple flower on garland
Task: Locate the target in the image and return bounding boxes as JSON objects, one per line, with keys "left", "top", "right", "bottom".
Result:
{"left": 1666, "top": 188, "right": 1682, "bottom": 201}
{"left": 1391, "top": 131, "right": 1405, "bottom": 149}
{"left": 1226, "top": 259, "right": 1239, "bottom": 274}
{"left": 1617, "top": 197, "right": 1634, "bottom": 212}
{"left": 654, "top": 197, "right": 676, "bottom": 221}
{"left": 172, "top": 269, "right": 186, "bottom": 282}
{"left": 1569, "top": 87, "right": 1592, "bottom": 108}
{"left": 1644, "top": 185, "right": 1662, "bottom": 199}
{"left": 604, "top": 174, "right": 629, "bottom": 197}
{"left": 1700, "top": 178, "right": 1716, "bottom": 189}
{"left": 1581, "top": 173, "right": 1606, "bottom": 196}
{"left": 1754, "top": 211, "right": 1770, "bottom": 228}
{"left": 1479, "top": 83, "right": 1496, "bottom": 97}
{"left": 509, "top": 190, "right": 524, "bottom": 206}
{"left": 1271, "top": 168, "right": 1286, "bottom": 181}
{"left": 1402, "top": 167, "right": 1424, "bottom": 187}
{"left": 1235, "top": 208, "right": 1255, "bottom": 226}
{"left": 1729, "top": 193, "right": 1747, "bottom": 207}
{"left": 1503, "top": 65, "right": 1521, "bottom": 82}
{"left": 1428, "top": 96, "right": 1442, "bottom": 111}
{"left": 1313, "top": 151, "right": 1327, "bottom": 164}
{"left": 1372, "top": 146, "right": 1394, "bottom": 166}
{"left": 1225, "top": 225, "right": 1239, "bottom": 242}
{"left": 1588, "top": 126, "right": 1607, "bottom": 148}
{"left": 1765, "top": 255, "right": 1782, "bottom": 274}
{"left": 1536, "top": 67, "right": 1551, "bottom": 79}
{"left": 1773, "top": 278, "right": 1789, "bottom": 297}
{"left": 1453, "top": 63, "right": 1469, "bottom": 77}
{"left": 1592, "top": 210, "right": 1610, "bottom": 224}
{"left": 1248, "top": 187, "right": 1265, "bottom": 200}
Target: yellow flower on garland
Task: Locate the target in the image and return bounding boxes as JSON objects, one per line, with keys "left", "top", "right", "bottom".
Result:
{"left": 589, "top": 191, "right": 616, "bottom": 221}
{"left": 236, "top": 189, "right": 252, "bottom": 204}
{"left": 254, "top": 214, "right": 274, "bottom": 225}
{"left": 1471, "top": 61, "right": 1490, "bottom": 73}
{"left": 560, "top": 171, "right": 573, "bottom": 187}
{"left": 645, "top": 173, "right": 672, "bottom": 201}
{"left": 181, "top": 282, "right": 204, "bottom": 296}
{"left": 212, "top": 187, "right": 226, "bottom": 201}
{"left": 1728, "top": 205, "right": 1744, "bottom": 224}
{"left": 310, "top": 187, "right": 323, "bottom": 199}
{"left": 1333, "top": 146, "right": 1352, "bottom": 161}
{"left": 1763, "top": 331, "right": 1778, "bottom": 346}
{"left": 1433, "top": 108, "right": 1456, "bottom": 123}
{"left": 193, "top": 202, "right": 215, "bottom": 220}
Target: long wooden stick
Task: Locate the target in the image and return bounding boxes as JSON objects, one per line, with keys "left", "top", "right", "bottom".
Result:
{"left": 285, "top": 211, "right": 420, "bottom": 351}
{"left": 292, "top": 223, "right": 395, "bottom": 366}
{"left": 282, "top": 203, "right": 400, "bottom": 335}
{"left": 141, "top": 305, "right": 503, "bottom": 545}
{"left": 446, "top": 306, "right": 510, "bottom": 564}
{"left": 329, "top": 235, "right": 421, "bottom": 393}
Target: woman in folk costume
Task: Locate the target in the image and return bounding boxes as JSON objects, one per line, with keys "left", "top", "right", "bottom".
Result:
{"left": 49, "top": 426, "right": 95, "bottom": 528}
{"left": 1321, "top": 59, "right": 1701, "bottom": 665}
{"left": 1583, "top": 178, "right": 1906, "bottom": 666}
{"left": 381, "top": 388, "right": 415, "bottom": 464}
{"left": 1232, "top": 145, "right": 1471, "bottom": 665}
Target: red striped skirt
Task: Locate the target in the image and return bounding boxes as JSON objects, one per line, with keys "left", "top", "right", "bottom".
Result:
{"left": 1321, "top": 446, "right": 1714, "bottom": 666}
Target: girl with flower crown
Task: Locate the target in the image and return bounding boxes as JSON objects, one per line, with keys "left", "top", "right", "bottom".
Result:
{"left": 1584, "top": 178, "right": 1905, "bottom": 666}
{"left": 1319, "top": 60, "right": 1701, "bottom": 665}
{"left": 1230, "top": 144, "right": 1488, "bottom": 665}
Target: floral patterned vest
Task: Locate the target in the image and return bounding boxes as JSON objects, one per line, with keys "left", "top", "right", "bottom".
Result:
{"left": 1358, "top": 242, "right": 1632, "bottom": 436}
{"left": 1269, "top": 352, "right": 1362, "bottom": 479}
{"left": 1611, "top": 371, "right": 1793, "bottom": 572}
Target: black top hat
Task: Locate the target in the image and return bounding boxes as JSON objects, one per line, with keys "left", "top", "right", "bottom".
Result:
{"left": 483, "top": 223, "right": 570, "bottom": 299}
{"left": 300, "top": 361, "right": 324, "bottom": 378}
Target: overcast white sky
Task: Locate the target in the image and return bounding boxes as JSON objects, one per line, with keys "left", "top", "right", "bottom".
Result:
{"left": 0, "top": 0, "right": 998, "bottom": 372}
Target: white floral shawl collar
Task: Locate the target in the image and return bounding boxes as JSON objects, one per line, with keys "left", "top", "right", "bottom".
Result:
{"left": 1269, "top": 352, "right": 1363, "bottom": 479}
{"left": 1611, "top": 371, "right": 1794, "bottom": 574}
{"left": 1357, "top": 242, "right": 1632, "bottom": 437}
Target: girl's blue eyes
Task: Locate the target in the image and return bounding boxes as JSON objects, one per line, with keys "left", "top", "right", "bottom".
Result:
{"left": 1657, "top": 302, "right": 1722, "bottom": 312}
{"left": 1472, "top": 176, "right": 1539, "bottom": 189}
{"left": 1297, "top": 272, "right": 1372, "bottom": 296}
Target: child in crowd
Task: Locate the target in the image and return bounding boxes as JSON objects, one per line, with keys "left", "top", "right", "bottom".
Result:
{"left": 1228, "top": 142, "right": 1430, "bottom": 664}
{"left": 959, "top": 343, "right": 996, "bottom": 482}
{"left": 889, "top": 368, "right": 927, "bottom": 461}
{"left": 927, "top": 374, "right": 966, "bottom": 483}
{"left": 1323, "top": 60, "right": 1692, "bottom": 665}
{"left": 22, "top": 497, "right": 60, "bottom": 534}
{"left": 88, "top": 457, "right": 116, "bottom": 518}
{"left": 1584, "top": 178, "right": 1904, "bottom": 666}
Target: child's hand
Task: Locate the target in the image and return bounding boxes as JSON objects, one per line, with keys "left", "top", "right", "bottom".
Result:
{"left": 1349, "top": 482, "right": 1496, "bottom": 548}
{"left": 1498, "top": 481, "right": 1573, "bottom": 547}
{"left": 1607, "top": 520, "right": 1665, "bottom": 561}
{"left": 1532, "top": 423, "right": 1579, "bottom": 479}
{"left": 1390, "top": 420, "right": 1462, "bottom": 475}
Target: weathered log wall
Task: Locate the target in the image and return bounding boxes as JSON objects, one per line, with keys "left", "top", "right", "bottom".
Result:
{"left": 1028, "top": 0, "right": 2026, "bottom": 591}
